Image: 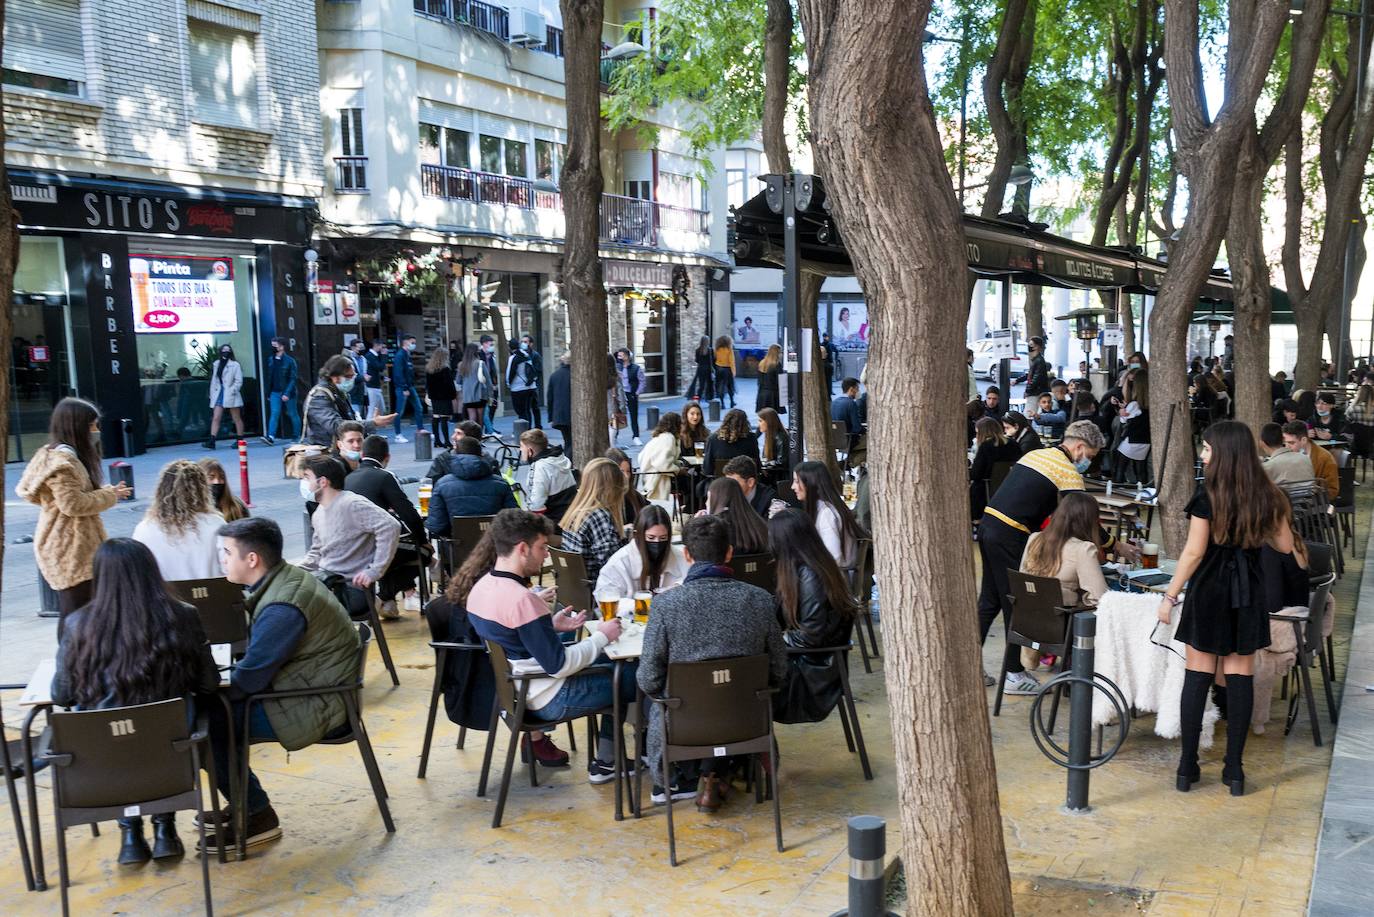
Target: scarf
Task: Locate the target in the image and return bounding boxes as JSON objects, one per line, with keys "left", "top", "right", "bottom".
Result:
{"left": 684, "top": 561, "right": 735, "bottom": 584}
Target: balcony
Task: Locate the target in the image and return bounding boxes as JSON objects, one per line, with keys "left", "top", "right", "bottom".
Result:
{"left": 335, "top": 156, "right": 368, "bottom": 192}
{"left": 414, "top": 0, "right": 565, "bottom": 56}
{"left": 420, "top": 164, "right": 709, "bottom": 250}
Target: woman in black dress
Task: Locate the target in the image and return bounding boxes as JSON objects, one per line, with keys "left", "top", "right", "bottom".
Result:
{"left": 755, "top": 344, "right": 782, "bottom": 412}
{"left": 1157, "top": 421, "right": 1297, "bottom": 797}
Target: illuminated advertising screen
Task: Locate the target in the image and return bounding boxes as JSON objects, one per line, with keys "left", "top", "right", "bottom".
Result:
{"left": 131, "top": 254, "right": 239, "bottom": 334}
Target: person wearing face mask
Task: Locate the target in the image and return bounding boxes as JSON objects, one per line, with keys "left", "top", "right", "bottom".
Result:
{"left": 1023, "top": 336, "right": 1051, "bottom": 397}
{"left": 346, "top": 339, "right": 369, "bottom": 415}
{"left": 506, "top": 337, "right": 538, "bottom": 429}
{"left": 198, "top": 458, "right": 249, "bottom": 521}
{"left": 977, "top": 420, "right": 1138, "bottom": 694}
{"left": 1309, "top": 392, "right": 1343, "bottom": 441}
{"left": 391, "top": 335, "right": 423, "bottom": 444}
{"left": 262, "top": 337, "right": 301, "bottom": 446}
{"left": 331, "top": 421, "right": 366, "bottom": 472}
{"left": 595, "top": 504, "right": 688, "bottom": 598}
{"left": 521, "top": 334, "right": 544, "bottom": 430}
{"left": 364, "top": 340, "right": 389, "bottom": 420}
{"left": 298, "top": 455, "right": 401, "bottom": 611}
{"left": 614, "top": 348, "right": 647, "bottom": 445}
{"left": 303, "top": 355, "right": 395, "bottom": 448}
{"left": 204, "top": 343, "right": 245, "bottom": 449}
{"left": 480, "top": 335, "right": 501, "bottom": 435}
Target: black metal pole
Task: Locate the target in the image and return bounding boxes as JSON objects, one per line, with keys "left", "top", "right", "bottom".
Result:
{"left": 782, "top": 173, "right": 805, "bottom": 471}
{"left": 998, "top": 281, "right": 1012, "bottom": 399}
{"left": 828, "top": 815, "right": 897, "bottom": 917}
{"left": 1106, "top": 289, "right": 1121, "bottom": 377}
{"left": 1066, "top": 612, "right": 1097, "bottom": 811}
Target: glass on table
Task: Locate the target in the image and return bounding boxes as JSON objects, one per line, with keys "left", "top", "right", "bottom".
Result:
{"left": 595, "top": 587, "right": 621, "bottom": 622}
{"left": 633, "top": 591, "right": 652, "bottom": 624}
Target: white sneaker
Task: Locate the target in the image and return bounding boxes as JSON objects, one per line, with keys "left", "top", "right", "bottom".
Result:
{"left": 402, "top": 592, "right": 421, "bottom": 612}
{"left": 632, "top": 437, "right": 642, "bottom": 446}
{"left": 393, "top": 434, "right": 409, "bottom": 444}
{"left": 378, "top": 599, "right": 401, "bottom": 620}
{"left": 1003, "top": 672, "right": 1041, "bottom": 696}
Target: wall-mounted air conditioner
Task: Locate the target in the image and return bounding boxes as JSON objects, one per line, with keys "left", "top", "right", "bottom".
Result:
{"left": 511, "top": 9, "right": 547, "bottom": 46}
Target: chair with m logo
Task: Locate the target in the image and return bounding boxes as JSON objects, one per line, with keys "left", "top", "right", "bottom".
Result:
{"left": 42, "top": 698, "right": 226, "bottom": 916}
{"left": 166, "top": 577, "right": 250, "bottom": 651}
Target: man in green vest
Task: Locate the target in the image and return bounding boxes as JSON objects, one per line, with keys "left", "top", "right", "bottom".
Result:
{"left": 202, "top": 517, "right": 361, "bottom": 855}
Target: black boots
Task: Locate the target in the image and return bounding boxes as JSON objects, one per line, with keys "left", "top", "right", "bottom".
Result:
{"left": 118, "top": 815, "right": 182, "bottom": 865}
{"left": 118, "top": 822, "right": 151, "bottom": 865}
{"left": 151, "top": 814, "right": 185, "bottom": 860}
{"left": 1222, "top": 674, "right": 1254, "bottom": 796}
{"left": 1176, "top": 669, "right": 1211, "bottom": 791}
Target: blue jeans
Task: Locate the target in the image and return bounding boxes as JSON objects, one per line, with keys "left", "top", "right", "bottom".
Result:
{"left": 208, "top": 700, "right": 276, "bottom": 815}
{"left": 266, "top": 391, "right": 300, "bottom": 439}
{"left": 531, "top": 660, "right": 640, "bottom": 762}
{"left": 393, "top": 387, "right": 424, "bottom": 435}
{"left": 483, "top": 400, "right": 498, "bottom": 435}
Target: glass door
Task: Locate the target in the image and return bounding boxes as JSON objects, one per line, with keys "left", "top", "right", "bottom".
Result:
{"left": 10, "top": 237, "right": 76, "bottom": 462}
{"left": 625, "top": 293, "right": 669, "bottom": 395}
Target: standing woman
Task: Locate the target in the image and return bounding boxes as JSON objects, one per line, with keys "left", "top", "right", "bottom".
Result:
{"left": 1159, "top": 421, "right": 1295, "bottom": 797}
{"left": 131, "top": 460, "right": 225, "bottom": 581}
{"left": 791, "top": 460, "right": 867, "bottom": 568}
{"left": 755, "top": 343, "right": 782, "bottom": 413}
{"left": 425, "top": 345, "right": 458, "bottom": 448}
{"left": 51, "top": 538, "right": 218, "bottom": 864}
{"left": 16, "top": 398, "right": 131, "bottom": 625}
{"left": 198, "top": 458, "right": 249, "bottom": 521}
{"left": 606, "top": 353, "right": 629, "bottom": 442}
{"left": 559, "top": 458, "right": 627, "bottom": 584}
{"left": 756, "top": 407, "right": 789, "bottom": 481}
{"left": 205, "top": 343, "right": 245, "bottom": 449}
{"left": 687, "top": 336, "right": 714, "bottom": 401}
{"left": 457, "top": 342, "right": 491, "bottom": 425}
{"left": 713, "top": 336, "right": 737, "bottom": 409}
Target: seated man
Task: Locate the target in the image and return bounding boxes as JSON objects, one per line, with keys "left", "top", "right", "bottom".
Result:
{"left": 332, "top": 420, "right": 366, "bottom": 473}
{"left": 465, "top": 509, "right": 635, "bottom": 784}
{"left": 1310, "top": 393, "right": 1344, "bottom": 441}
{"left": 520, "top": 428, "right": 578, "bottom": 522}
{"left": 1282, "top": 421, "right": 1339, "bottom": 500}
{"left": 830, "top": 377, "right": 863, "bottom": 437}
{"left": 724, "top": 455, "right": 788, "bottom": 519}
{"left": 426, "top": 420, "right": 491, "bottom": 480}
{"left": 298, "top": 454, "right": 402, "bottom": 616}
{"left": 426, "top": 437, "right": 518, "bottom": 536}
{"left": 206, "top": 517, "right": 361, "bottom": 853}
{"left": 346, "top": 434, "right": 430, "bottom": 615}
{"left": 636, "top": 515, "right": 788, "bottom": 811}
{"left": 983, "top": 385, "right": 1007, "bottom": 420}
{"left": 1259, "top": 422, "right": 1317, "bottom": 488}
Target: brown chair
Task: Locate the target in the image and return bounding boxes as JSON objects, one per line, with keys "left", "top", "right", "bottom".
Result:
{"left": 438, "top": 514, "right": 496, "bottom": 582}
{"left": 994, "top": 571, "right": 1079, "bottom": 724}
{"left": 1276, "top": 542, "right": 1339, "bottom": 746}
{"left": 548, "top": 547, "right": 595, "bottom": 614}
{"left": 167, "top": 577, "right": 250, "bottom": 649}
{"left": 783, "top": 644, "right": 872, "bottom": 780}
{"left": 732, "top": 552, "right": 777, "bottom": 593}
{"left": 638, "top": 654, "right": 781, "bottom": 866}
{"left": 43, "top": 699, "right": 225, "bottom": 916}
{"left": 236, "top": 623, "right": 393, "bottom": 860}
{"left": 478, "top": 641, "right": 614, "bottom": 828}
{"left": 846, "top": 538, "right": 880, "bottom": 674}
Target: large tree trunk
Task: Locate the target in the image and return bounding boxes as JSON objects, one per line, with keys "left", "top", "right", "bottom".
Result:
{"left": 1023, "top": 284, "right": 1044, "bottom": 343}
{"left": 1149, "top": 0, "right": 1291, "bottom": 554}
{"left": 797, "top": 2, "right": 1014, "bottom": 912}
{"left": 0, "top": 7, "right": 16, "bottom": 614}
{"left": 763, "top": 0, "right": 793, "bottom": 174}
{"left": 798, "top": 272, "right": 835, "bottom": 468}
{"left": 1227, "top": 130, "right": 1274, "bottom": 434}
{"left": 980, "top": 0, "right": 1036, "bottom": 219}
{"left": 561, "top": 0, "right": 611, "bottom": 461}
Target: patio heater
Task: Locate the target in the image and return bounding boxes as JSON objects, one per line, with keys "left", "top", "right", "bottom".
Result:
{"left": 1193, "top": 313, "right": 1229, "bottom": 361}
{"left": 1055, "top": 306, "right": 1109, "bottom": 381}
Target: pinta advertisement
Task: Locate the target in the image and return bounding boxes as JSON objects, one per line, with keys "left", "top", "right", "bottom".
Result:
{"left": 131, "top": 255, "right": 239, "bottom": 334}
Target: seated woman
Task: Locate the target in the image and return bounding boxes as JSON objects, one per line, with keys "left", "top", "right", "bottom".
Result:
{"left": 51, "top": 538, "right": 219, "bottom": 865}
{"left": 559, "top": 458, "right": 627, "bottom": 583}
{"left": 198, "top": 458, "right": 249, "bottom": 521}
{"left": 768, "top": 508, "right": 860, "bottom": 724}
{"left": 756, "top": 407, "right": 789, "bottom": 483}
{"left": 1019, "top": 491, "right": 1110, "bottom": 608}
{"left": 132, "top": 459, "right": 226, "bottom": 581}
{"left": 605, "top": 447, "right": 648, "bottom": 525}
{"left": 792, "top": 460, "right": 867, "bottom": 568}
{"left": 703, "top": 409, "right": 761, "bottom": 480}
{"left": 596, "top": 504, "right": 689, "bottom": 597}
{"left": 1002, "top": 411, "right": 1040, "bottom": 455}
{"left": 636, "top": 412, "right": 682, "bottom": 504}
{"left": 969, "top": 417, "right": 1023, "bottom": 521}
{"left": 704, "top": 476, "right": 770, "bottom": 555}
{"left": 679, "top": 401, "right": 710, "bottom": 456}
{"left": 1116, "top": 371, "right": 1151, "bottom": 484}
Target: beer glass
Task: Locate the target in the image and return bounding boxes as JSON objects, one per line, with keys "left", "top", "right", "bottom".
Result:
{"left": 595, "top": 588, "right": 620, "bottom": 622}
{"left": 633, "top": 591, "right": 652, "bottom": 624}
{"left": 1141, "top": 543, "right": 1159, "bottom": 569}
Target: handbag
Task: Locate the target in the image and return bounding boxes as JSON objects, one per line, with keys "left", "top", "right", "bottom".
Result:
{"left": 613, "top": 411, "right": 628, "bottom": 429}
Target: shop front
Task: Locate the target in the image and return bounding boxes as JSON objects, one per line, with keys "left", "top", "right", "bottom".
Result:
{"left": 605, "top": 259, "right": 681, "bottom": 397}
{"left": 9, "top": 171, "right": 314, "bottom": 458}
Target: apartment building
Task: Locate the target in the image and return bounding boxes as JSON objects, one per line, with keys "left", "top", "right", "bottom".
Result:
{"left": 315, "top": 0, "right": 730, "bottom": 396}
{"left": 4, "top": 0, "right": 324, "bottom": 458}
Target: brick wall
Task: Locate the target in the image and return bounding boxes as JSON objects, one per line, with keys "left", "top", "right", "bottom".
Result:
{"left": 675, "top": 266, "right": 708, "bottom": 393}
{"left": 4, "top": 95, "right": 102, "bottom": 154}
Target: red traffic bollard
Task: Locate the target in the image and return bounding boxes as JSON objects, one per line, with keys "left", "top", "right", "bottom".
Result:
{"left": 237, "top": 440, "right": 253, "bottom": 507}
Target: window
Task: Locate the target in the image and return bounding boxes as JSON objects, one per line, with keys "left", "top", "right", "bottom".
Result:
{"left": 727, "top": 168, "right": 748, "bottom": 209}
{"left": 188, "top": 21, "right": 259, "bottom": 128}
{"left": 480, "top": 135, "right": 502, "bottom": 173}
{"left": 535, "top": 139, "right": 560, "bottom": 183}
{"left": 445, "top": 128, "right": 471, "bottom": 169}
{"left": 479, "top": 135, "right": 527, "bottom": 177}
{"left": 660, "top": 172, "right": 696, "bottom": 210}
{"left": 3, "top": 0, "right": 86, "bottom": 96}
{"left": 419, "top": 123, "right": 441, "bottom": 165}
{"left": 420, "top": 122, "right": 470, "bottom": 169}
{"left": 504, "top": 139, "right": 527, "bottom": 177}
{"left": 624, "top": 180, "right": 651, "bottom": 200}
{"left": 340, "top": 108, "right": 364, "bottom": 156}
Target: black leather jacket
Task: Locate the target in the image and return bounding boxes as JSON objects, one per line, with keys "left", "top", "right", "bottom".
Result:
{"left": 782, "top": 565, "right": 852, "bottom": 652}
{"left": 774, "top": 564, "right": 853, "bottom": 724}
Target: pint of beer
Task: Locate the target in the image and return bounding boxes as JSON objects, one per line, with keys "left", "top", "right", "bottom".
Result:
{"left": 633, "top": 591, "right": 652, "bottom": 624}
{"left": 694, "top": 441, "right": 705, "bottom": 459}
{"left": 418, "top": 481, "right": 432, "bottom": 516}
{"left": 595, "top": 589, "right": 620, "bottom": 622}
{"left": 1141, "top": 543, "right": 1159, "bottom": 569}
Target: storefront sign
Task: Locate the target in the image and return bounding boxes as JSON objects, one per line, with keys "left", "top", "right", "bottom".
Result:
{"left": 338, "top": 291, "right": 359, "bottom": 323}
{"left": 604, "top": 259, "right": 673, "bottom": 289}
{"left": 1101, "top": 323, "right": 1124, "bottom": 348}
{"left": 130, "top": 254, "right": 239, "bottom": 334}
{"left": 314, "top": 294, "right": 338, "bottom": 325}
{"left": 81, "top": 235, "right": 142, "bottom": 456}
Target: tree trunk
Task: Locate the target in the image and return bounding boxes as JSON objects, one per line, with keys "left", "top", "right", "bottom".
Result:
{"left": 561, "top": 0, "right": 611, "bottom": 461}
{"left": 1023, "top": 284, "right": 1044, "bottom": 343}
{"left": 763, "top": 0, "right": 793, "bottom": 174}
{"left": 798, "top": 272, "right": 834, "bottom": 469}
{"left": 1226, "top": 130, "right": 1273, "bottom": 434}
{"left": 980, "top": 0, "right": 1036, "bottom": 219}
{"left": 0, "top": 9, "right": 16, "bottom": 609}
{"left": 797, "top": 2, "right": 1014, "bottom": 913}
{"left": 1120, "top": 294, "right": 1137, "bottom": 360}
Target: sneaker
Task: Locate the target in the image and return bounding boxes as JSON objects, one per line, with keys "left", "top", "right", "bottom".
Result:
{"left": 260, "top": 435, "right": 276, "bottom": 446}
{"left": 521, "top": 734, "right": 570, "bottom": 768}
{"left": 194, "top": 805, "right": 233, "bottom": 829}
{"left": 982, "top": 670, "right": 996, "bottom": 687}
{"left": 650, "top": 783, "right": 697, "bottom": 804}
{"left": 587, "top": 758, "right": 633, "bottom": 785}
{"left": 378, "top": 600, "right": 401, "bottom": 620}
{"left": 198, "top": 806, "right": 282, "bottom": 855}
{"left": 632, "top": 437, "right": 642, "bottom": 446}
{"left": 1003, "top": 672, "right": 1041, "bottom": 696}
{"left": 402, "top": 592, "right": 422, "bottom": 613}
{"left": 393, "top": 434, "right": 409, "bottom": 444}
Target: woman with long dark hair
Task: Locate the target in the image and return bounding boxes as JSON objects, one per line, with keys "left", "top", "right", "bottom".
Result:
{"left": 705, "top": 476, "right": 769, "bottom": 554}
{"left": 1002, "top": 411, "right": 1040, "bottom": 455}
{"left": 50, "top": 538, "right": 218, "bottom": 864}
{"left": 756, "top": 407, "right": 788, "bottom": 477}
{"left": 198, "top": 458, "right": 249, "bottom": 521}
{"left": 596, "top": 504, "right": 688, "bottom": 596}
{"left": 687, "top": 335, "right": 714, "bottom": 401}
{"left": 205, "top": 343, "right": 246, "bottom": 449}
{"left": 679, "top": 401, "right": 709, "bottom": 455}
{"left": 1020, "top": 492, "right": 1109, "bottom": 606}
{"left": 755, "top": 343, "right": 782, "bottom": 412}
{"left": 703, "top": 408, "right": 760, "bottom": 478}
{"left": 457, "top": 342, "right": 490, "bottom": 424}
{"left": 769, "top": 508, "right": 859, "bottom": 723}
{"left": 791, "top": 460, "right": 866, "bottom": 567}
{"left": 16, "top": 398, "right": 131, "bottom": 623}
{"left": 1158, "top": 421, "right": 1297, "bottom": 797}
{"left": 969, "top": 416, "right": 1022, "bottom": 521}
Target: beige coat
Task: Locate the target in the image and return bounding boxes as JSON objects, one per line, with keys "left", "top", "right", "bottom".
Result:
{"left": 1020, "top": 534, "right": 1109, "bottom": 607}
{"left": 16, "top": 445, "right": 119, "bottom": 590}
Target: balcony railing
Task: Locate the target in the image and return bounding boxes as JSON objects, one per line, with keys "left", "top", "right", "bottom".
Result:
{"left": 335, "top": 156, "right": 368, "bottom": 192}
{"left": 421, "top": 165, "right": 709, "bottom": 248}
{"left": 540, "top": 25, "right": 564, "bottom": 57}
{"left": 415, "top": 0, "right": 567, "bottom": 56}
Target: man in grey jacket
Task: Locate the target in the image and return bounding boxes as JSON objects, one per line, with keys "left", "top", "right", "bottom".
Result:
{"left": 297, "top": 454, "right": 403, "bottom": 616}
{"left": 637, "top": 515, "right": 787, "bottom": 809}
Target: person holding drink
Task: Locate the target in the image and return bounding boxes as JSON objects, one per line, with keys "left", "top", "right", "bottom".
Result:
{"left": 596, "top": 505, "right": 689, "bottom": 600}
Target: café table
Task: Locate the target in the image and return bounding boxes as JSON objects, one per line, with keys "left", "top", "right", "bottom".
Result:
{"left": 589, "top": 598, "right": 647, "bottom": 821}
{"left": 18, "top": 650, "right": 236, "bottom": 888}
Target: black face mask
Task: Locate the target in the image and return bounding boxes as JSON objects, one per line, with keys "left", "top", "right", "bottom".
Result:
{"left": 645, "top": 541, "right": 670, "bottom": 564}
{"left": 210, "top": 483, "right": 226, "bottom": 504}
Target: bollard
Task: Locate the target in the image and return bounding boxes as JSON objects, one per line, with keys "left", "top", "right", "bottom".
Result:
{"left": 646, "top": 406, "right": 660, "bottom": 429}
{"left": 512, "top": 419, "right": 530, "bottom": 438}
{"left": 120, "top": 417, "right": 135, "bottom": 459}
{"left": 1066, "top": 611, "right": 1097, "bottom": 811}
{"left": 828, "top": 815, "right": 898, "bottom": 917}
{"left": 708, "top": 399, "right": 722, "bottom": 422}
{"left": 414, "top": 429, "right": 433, "bottom": 461}
{"left": 109, "top": 461, "right": 134, "bottom": 500}
{"left": 37, "top": 572, "right": 61, "bottom": 618}
{"left": 237, "top": 440, "right": 252, "bottom": 507}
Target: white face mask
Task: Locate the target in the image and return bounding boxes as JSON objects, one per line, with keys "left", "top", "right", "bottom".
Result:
{"left": 299, "top": 477, "right": 317, "bottom": 501}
